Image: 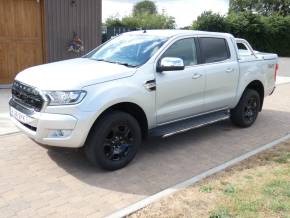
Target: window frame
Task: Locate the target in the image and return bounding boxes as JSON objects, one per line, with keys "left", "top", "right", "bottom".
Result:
{"left": 197, "top": 37, "right": 231, "bottom": 64}
{"left": 156, "top": 37, "right": 201, "bottom": 69}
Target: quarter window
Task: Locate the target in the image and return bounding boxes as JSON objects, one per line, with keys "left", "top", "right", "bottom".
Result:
{"left": 161, "top": 38, "right": 197, "bottom": 66}
{"left": 199, "top": 37, "right": 230, "bottom": 63}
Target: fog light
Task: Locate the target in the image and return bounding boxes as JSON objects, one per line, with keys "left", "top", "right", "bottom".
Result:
{"left": 48, "top": 129, "right": 72, "bottom": 138}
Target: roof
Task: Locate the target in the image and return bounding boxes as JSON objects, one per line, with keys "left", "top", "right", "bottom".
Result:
{"left": 124, "top": 29, "right": 234, "bottom": 38}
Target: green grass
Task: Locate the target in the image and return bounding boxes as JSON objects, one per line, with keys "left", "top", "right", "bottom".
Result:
{"left": 269, "top": 200, "right": 290, "bottom": 213}
{"left": 209, "top": 207, "right": 231, "bottom": 218}
{"left": 236, "top": 200, "right": 261, "bottom": 213}
{"left": 263, "top": 180, "right": 290, "bottom": 197}
{"left": 223, "top": 184, "right": 236, "bottom": 195}
{"left": 243, "top": 175, "right": 253, "bottom": 180}
{"left": 199, "top": 185, "right": 213, "bottom": 193}
{"left": 130, "top": 143, "right": 290, "bottom": 218}
{"left": 209, "top": 147, "right": 290, "bottom": 218}
{"left": 273, "top": 152, "right": 290, "bottom": 164}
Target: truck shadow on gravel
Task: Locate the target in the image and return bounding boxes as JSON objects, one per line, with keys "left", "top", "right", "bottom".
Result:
{"left": 46, "top": 109, "right": 290, "bottom": 195}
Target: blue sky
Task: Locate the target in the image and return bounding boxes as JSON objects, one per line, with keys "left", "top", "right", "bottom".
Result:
{"left": 103, "top": 0, "right": 229, "bottom": 27}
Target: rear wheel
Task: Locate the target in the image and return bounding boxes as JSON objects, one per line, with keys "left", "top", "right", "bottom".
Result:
{"left": 230, "top": 89, "right": 261, "bottom": 128}
{"left": 85, "top": 111, "right": 141, "bottom": 170}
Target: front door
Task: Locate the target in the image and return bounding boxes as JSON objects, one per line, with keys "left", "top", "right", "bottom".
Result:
{"left": 155, "top": 38, "right": 205, "bottom": 124}
{"left": 0, "top": 0, "right": 44, "bottom": 84}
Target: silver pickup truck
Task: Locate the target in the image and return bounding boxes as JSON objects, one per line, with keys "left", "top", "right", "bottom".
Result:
{"left": 10, "top": 30, "right": 278, "bottom": 170}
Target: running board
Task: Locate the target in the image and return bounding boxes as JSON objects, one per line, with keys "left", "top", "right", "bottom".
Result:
{"left": 150, "top": 110, "right": 230, "bottom": 138}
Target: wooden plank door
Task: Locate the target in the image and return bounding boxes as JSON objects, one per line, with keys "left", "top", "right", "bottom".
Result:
{"left": 0, "top": 0, "right": 44, "bottom": 84}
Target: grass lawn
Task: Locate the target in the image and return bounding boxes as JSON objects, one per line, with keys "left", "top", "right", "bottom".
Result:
{"left": 130, "top": 140, "right": 290, "bottom": 218}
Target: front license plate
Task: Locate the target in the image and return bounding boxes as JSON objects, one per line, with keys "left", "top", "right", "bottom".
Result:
{"left": 10, "top": 107, "right": 33, "bottom": 124}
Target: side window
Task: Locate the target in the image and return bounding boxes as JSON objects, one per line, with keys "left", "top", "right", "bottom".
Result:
{"left": 161, "top": 38, "right": 197, "bottom": 66}
{"left": 237, "top": 43, "right": 248, "bottom": 50}
{"left": 236, "top": 42, "right": 252, "bottom": 56}
{"left": 199, "top": 37, "right": 230, "bottom": 64}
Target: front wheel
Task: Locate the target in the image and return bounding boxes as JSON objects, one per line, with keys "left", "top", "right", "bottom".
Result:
{"left": 85, "top": 111, "right": 141, "bottom": 171}
{"left": 230, "top": 89, "right": 261, "bottom": 128}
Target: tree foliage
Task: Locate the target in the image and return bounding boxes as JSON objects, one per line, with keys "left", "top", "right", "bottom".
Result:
{"left": 192, "top": 11, "right": 227, "bottom": 32}
{"left": 229, "top": 0, "right": 290, "bottom": 16}
{"left": 122, "top": 13, "right": 175, "bottom": 29}
{"left": 105, "top": 0, "right": 176, "bottom": 29}
{"left": 192, "top": 11, "right": 290, "bottom": 56}
{"left": 105, "top": 17, "right": 125, "bottom": 28}
{"left": 133, "top": 0, "right": 157, "bottom": 16}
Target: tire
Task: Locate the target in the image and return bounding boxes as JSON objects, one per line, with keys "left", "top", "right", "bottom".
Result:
{"left": 230, "top": 89, "right": 261, "bottom": 128}
{"left": 85, "top": 111, "right": 141, "bottom": 171}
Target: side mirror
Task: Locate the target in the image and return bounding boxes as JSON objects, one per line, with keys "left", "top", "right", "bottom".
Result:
{"left": 157, "top": 57, "right": 185, "bottom": 72}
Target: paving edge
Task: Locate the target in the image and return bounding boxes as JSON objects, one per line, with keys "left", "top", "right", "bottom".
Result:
{"left": 106, "top": 132, "right": 290, "bottom": 218}
{"left": 0, "top": 131, "right": 21, "bottom": 138}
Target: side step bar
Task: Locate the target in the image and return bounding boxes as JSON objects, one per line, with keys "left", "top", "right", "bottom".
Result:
{"left": 149, "top": 110, "right": 230, "bottom": 138}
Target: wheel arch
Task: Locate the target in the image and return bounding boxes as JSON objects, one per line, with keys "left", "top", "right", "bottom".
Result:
{"left": 89, "top": 102, "right": 149, "bottom": 140}
{"left": 244, "top": 80, "right": 265, "bottom": 111}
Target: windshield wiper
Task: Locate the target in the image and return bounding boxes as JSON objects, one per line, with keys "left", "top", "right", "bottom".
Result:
{"left": 114, "top": 62, "right": 137, "bottom": 68}
{"left": 93, "top": 58, "right": 111, "bottom": 63}
{"left": 93, "top": 59, "right": 137, "bottom": 68}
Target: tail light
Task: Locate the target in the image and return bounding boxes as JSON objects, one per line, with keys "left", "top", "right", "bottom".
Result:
{"left": 274, "top": 64, "right": 279, "bottom": 82}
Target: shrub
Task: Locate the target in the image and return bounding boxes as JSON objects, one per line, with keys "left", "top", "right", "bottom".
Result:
{"left": 192, "top": 11, "right": 290, "bottom": 56}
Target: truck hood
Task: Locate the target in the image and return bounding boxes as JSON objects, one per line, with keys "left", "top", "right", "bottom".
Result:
{"left": 15, "top": 58, "right": 136, "bottom": 90}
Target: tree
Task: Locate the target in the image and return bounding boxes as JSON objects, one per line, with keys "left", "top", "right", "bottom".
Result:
{"left": 123, "top": 13, "right": 175, "bottom": 29}
{"left": 229, "top": 0, "right": 257, "bottom": 13}
{"left": 105, "top": 16, "right": 124, "bottom": 28}
{"left": 105, "top": 0, "right": 176, "bottom": 29}
{"left": 229, "top": 0, "right": 290, "bottom": 16}
{"left": 191, "top": 10, "right": 290, "bottom": 56}
{"left": 226, "top": 12, "right": 266, "bottom": 48}
{"left": 133, "top": 0, "right": 158, "bottom": 16}
{"left": 192, "top": 11, "right": 227, "bottom": 32}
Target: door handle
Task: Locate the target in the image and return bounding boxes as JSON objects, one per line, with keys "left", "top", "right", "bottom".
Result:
{"left": 192, "top": 73, "right": 202, "bottom": 79}
{"left": 226, "top": 68, "right": 234, "bottom": 73}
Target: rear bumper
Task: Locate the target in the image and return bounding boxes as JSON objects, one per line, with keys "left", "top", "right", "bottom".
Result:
{"left": 9, "top": 99, "right": 94, "bottom": 148}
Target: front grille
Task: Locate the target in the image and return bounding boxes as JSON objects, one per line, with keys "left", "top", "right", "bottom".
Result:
{"left": 12, "top": 81, "right": 44, "bottom": 112}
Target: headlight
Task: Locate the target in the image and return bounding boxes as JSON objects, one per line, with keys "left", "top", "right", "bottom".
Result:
{"left": 45, "top": 90, "right": 86, "bottom": 106}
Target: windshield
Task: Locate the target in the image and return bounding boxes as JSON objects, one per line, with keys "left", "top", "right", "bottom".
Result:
{"left": 85, "top": 34, "right": 168, "bottom": 67}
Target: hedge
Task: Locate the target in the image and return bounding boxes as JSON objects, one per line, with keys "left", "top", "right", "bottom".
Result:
{"left": 192, "top": 12, "right": 290, "bottom": 57}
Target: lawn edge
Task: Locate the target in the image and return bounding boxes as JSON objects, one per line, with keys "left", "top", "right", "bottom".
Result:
{"left": 106, "top": 132, "right": 290, "bottom": 218}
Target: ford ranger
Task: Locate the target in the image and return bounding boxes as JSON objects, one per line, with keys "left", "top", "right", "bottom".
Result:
{"left": 9, "top": 30, "right": 278, "bottom": 170}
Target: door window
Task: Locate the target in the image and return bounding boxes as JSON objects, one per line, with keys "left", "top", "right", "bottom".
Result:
{"left": 199, "top": 37, "right": 230, "bottom": 63}
{"left": 161, "top": 38, "right": 197, "bottom": 66}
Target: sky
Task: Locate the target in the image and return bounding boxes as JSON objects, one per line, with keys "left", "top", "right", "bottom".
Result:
{"left": 103, "top": 0, "right": 229, "bottom": 27}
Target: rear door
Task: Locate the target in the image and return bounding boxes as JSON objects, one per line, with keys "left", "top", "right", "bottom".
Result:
{"left": 198, "top": 37, "right": 239, "bottom": 112}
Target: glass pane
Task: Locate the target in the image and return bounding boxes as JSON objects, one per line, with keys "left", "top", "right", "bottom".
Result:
{"left": 162, "top": 38, "right": 197, "bottom": 66}
{"left": 199, "top": 37, "right": 230, "bottom": 63}
{"left": 86, "top": 34, "right": 168, "bottom": 67}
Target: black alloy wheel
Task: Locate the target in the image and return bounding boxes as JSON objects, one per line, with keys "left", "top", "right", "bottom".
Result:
{"left": 85, "top": 111, "right": 141, "bottom": 170}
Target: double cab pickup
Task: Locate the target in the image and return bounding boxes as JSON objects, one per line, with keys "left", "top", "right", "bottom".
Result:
{"left": 10, "top": 30, "right": 278, "bottom": 170}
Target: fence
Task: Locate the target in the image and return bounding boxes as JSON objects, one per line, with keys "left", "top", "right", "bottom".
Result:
{"left": 102, "top": 26, "right": 138, "bottom": 42}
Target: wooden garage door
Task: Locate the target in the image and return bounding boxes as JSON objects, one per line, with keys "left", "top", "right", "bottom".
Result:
{"left": 0, "top": 0, "right": 44, "bottom": 84}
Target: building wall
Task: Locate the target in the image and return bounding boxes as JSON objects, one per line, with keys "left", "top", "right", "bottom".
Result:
{"left": 44, "top": 0, "right": 102, "bottom": 63}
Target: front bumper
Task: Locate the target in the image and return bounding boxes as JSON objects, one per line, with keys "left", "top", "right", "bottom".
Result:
{"left": 9, "top": 99, "right": 93, "bottom": 148}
